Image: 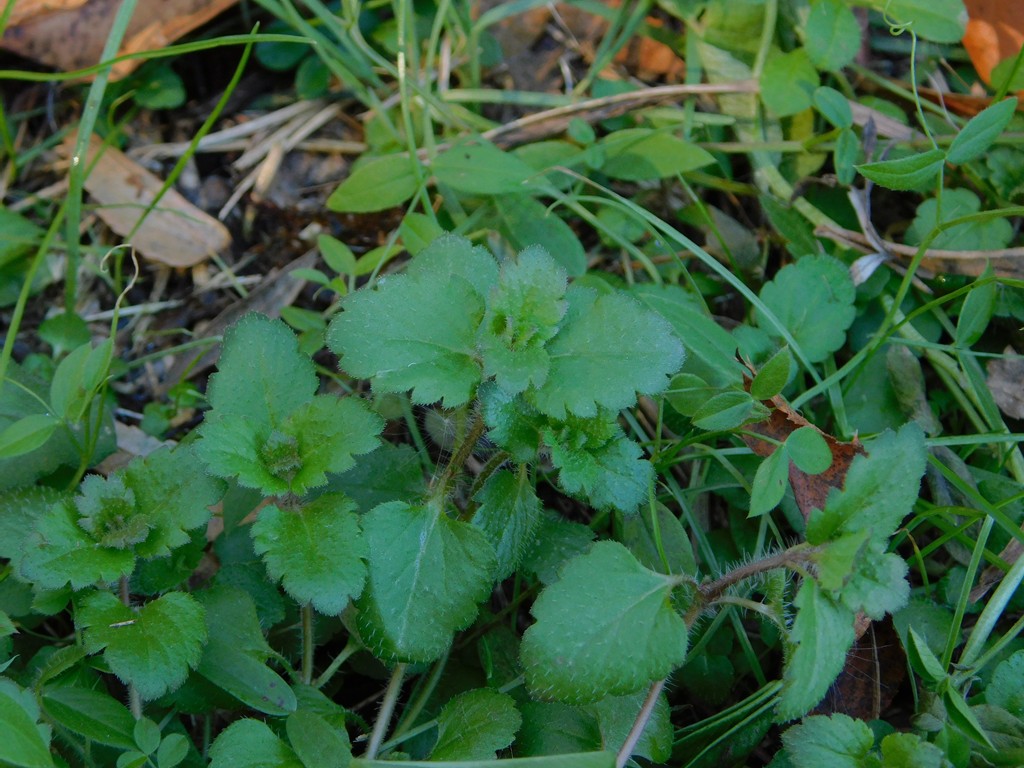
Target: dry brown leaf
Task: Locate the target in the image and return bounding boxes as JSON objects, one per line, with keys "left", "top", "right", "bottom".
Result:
{"left": 963, "top": 0, "right": 1024, "bottom": 93}
{"left": 63, "top": 133, "right": 230, "bottom": 267}
{"left": 986, "top": 347, "right": 1024, "bottom": 420}
{"left": 741, "top": 383, "right": 864, "bottom": 522}
{"left": 2, "top": 0, "right": 239, "bottom": 79}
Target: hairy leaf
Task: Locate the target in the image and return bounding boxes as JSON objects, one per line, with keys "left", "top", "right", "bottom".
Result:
{"left": 356, "top": 501, "right": 496, "bottom": 662}
{"left": 41, "top": 686, "right": 136, "bottom": 750}
{"left": 472, "top": 467, "right": 542, "bottom": 580}
{"left": 431, "top": 689, "right": 521, "bottom": 761}
{"left": 521, "top": 542, "right": 688, "bottom": 704}
{"left": 203, "top": 313, "right": 317, "bottom": 429}
{"left": 329, "top": 271, "right": 485, "bottom": 407}
{"left": 589, "top": 691, "right": 673, "bottom": 763}
{"left": 21, "top": 500, "right": 136, "bottom": 589}
{"left": 280, "top": 397, "right": 383, "bottom": 494}
{"left": 777, "top": 580, "right": 855, "bottom": 719}
{"left": 209, "top": 719, "right": 303, "bottom": 768}
{"left": 480, "top": 244, "right": 568, "bottom": 394}
{"left": 781, "top": 713, "right": 873, "bottom": 768}
{"left": 547, "top": 429, "right": 653, "bottom": 514}
{"left": 78, "top": 591, "right": 206, "bottom": 700}
{"left": 286, "top": 710, "right": 352, "bottom": 768}
{"left": 252, "top": 494, "right": 367, "bottom": 615}
{"left": 530, "top": 287, "right": 684, "bottom": 418}
{"left": 806, "top": 423, "right": 926, "bottom": 545}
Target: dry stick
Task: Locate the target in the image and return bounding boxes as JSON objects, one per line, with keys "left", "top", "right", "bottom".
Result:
{"left": 481, "top": 81, "right": 760, "bottom": 148}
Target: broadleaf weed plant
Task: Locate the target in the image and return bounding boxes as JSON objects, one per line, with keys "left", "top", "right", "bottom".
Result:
{"left": 2, "top": 0, "right": 1024, "bottom": 767}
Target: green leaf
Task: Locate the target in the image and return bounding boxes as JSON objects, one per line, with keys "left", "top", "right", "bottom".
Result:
{"left": 41, "top": 686, "right": 136, "bottom": 749}
{"left": 855, "top": 149, "right": 946, "bottom": 191}
{"left": 598, "top": 129, "right": 715, "bottom": 180}
{"left": 759, "top": 255, "right": 855, "bottom": 363}
{"left": 195, "top": 586, "right": 297, "bottom": 716}
{"left": 588, "top": 691, "right": 673, "bottom": 763}
{"left": 318, "top": 234, "right": 357, "bottom": 276}
{"left": 760, "top": 48, "right": 819, "bottom": 117}
{"left": 813, "top": 530, "right": 870, "bottom": 591}
{"left": 209, "top": 719, "right": 304, "bottom": 768}
{"left": 521, "top": 542, "right": 688, "bottom": 704}
{"left": 329, "top": 442, "right": 425, "bottom": 513}
{"left": 203, "top": 313, "right": 317, "bottom": 429}
{"left": 805, "top": 0, "right": 861, "bottom": 71}
{"left": 78, "top": 591, "right": 207, "bottom": 700}
{"left": 621, "top": 502, "right": 697, "bottom": 576}
{"left": 251, "top": 494, "right": 367, "bottom": 614}
{"left": 886, "top": 0, "right": 967, "bottom": 43}
{"left": 957, "top": 272, "right": 998, "bottom": 348}
{"left": 806, "top": 423, "right": 927, "bottom": 545}
{"left": 906, "top": 189, "right": 1012, "bottom": 251}
{"left": 840, "top": 545, "right": 909, "bottom": 619}
{"left": 491, "top": 196, "right": 587, "bottom": 277}
{"left": 906, "top": 626, "right": 946, "bottom": 685}
{"left": 279, "top": 397, "right": 384, "bottom": 494}
{"left": 472, "top": 467, "right": 543, "bottom": 580}
{"left": 749, "top": 345, "right": 792, "bottom": 400}
{"left": 942, "top": 685, "right": 994, "bottom": 747}
{"left": 21, "top": 499, "right": 136, "bottom": 589}
{"left": 328, "top": 249, "right": 489, "bottom": 408}
{"left": 157, "top": 733, "right": 190, "bottom": 768}
{"left": 399, "top": 211, "right": 445, "bottom": 255}
{"left": 479, "top": 244, "right": 568, "bottom": 394}
{"left": 404, "top": 233, "right": 500, "bottom": 296}
{"left": 833, "top": 128, "right": 860, "bottom": 185}
{"left": 356, "top": 501, "right": 496, "bottom": 662}
{"left": 134, "top": 717, "right": 161, "bottom": 754}
{"left": 431, "top": 689, "right": 521, "bottom": 761}
{"left": 547, "top": 427, "right": 653, "bottom": 514}
{"left": 517, "top": 701, "right": 601, "bottom": 756}
{"left": 0, "top": 687, "right": 54, "bottom": 768}
{"left": 126, "top": 445, "right": 223, "bottom": 559}
{"left": 632, "top": 284, "right": 743, "bottom": 388}
{"left": 356, "top": 754, "right": 614, "bottom": 768}
{"left": 520, "top": 511, "right": 595, "bottom": 585}
{"left": 781, "top": 713, "right": 874, "bottom": 768}
{"left": 785, "top": 426, "right": 832, "bottom": 474}
{"left": 286, "top": 710, "right": 352, "bottom": 768}
{"left": 749, "top": 448, "right": 789, "bottom": 518}
{"left": 529, "top": 287, "right": 684, "bottom": 418}
{"left": 49, "top": 341, "right": 107, "bottom": 423}
{"left": 433, "top": 140, "right": 537, "bottom": 195}
{"left": 0, "top": 208, "right": 43, "bottom": 269}
{"left": 813, "top": 86, "right": 853, "bottom": 129}
{"left": 947, "top": 98, "right": 1018, "bottom": 165}
{"left": 0, "top": 414, "right": 61, "bottom": 459}
{"left": 777, "top": 580, "right": 856, "bottom": 719}
{"left": 879, "top": 731, "right": 947, "bottom": 768}
{"left": 986, "top": 651, "right": 1024, "bottom": 717}
{"left": 691, "top": 390, "right": 767, "bottom": 431}
{"left": 327, "top": 154, "right": 419, "bottom": 213}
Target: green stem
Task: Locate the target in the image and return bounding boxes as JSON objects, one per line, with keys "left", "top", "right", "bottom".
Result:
{"left": 301, "top": 603, "right": 314, "bottom": 686}
{"left": 315, "top": 637, "right": 361, "bottom": 689}
{"left": 365, "top": 663, "right": 406, "bottom": 760}
{"left": 391, "top": 647, "right": 449, "bottom": 742}
{"left": 694, "top": 544, "right": 816, "bottom": 619}
{"left": 464, "top": 450, "right": 513, "bottom": 508}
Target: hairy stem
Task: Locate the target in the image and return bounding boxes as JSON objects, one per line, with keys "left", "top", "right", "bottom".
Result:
{"left": 693, "top": 544, "right": 816, "bottom": 619}
{"left": 616, "top": 678, "right": 665, "bottom": 768}
{"left": 430, "top": 410, "right": 485, "bottom": 502}
{"left": 365, "top": 662, "right": 406, "bottom": 760}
